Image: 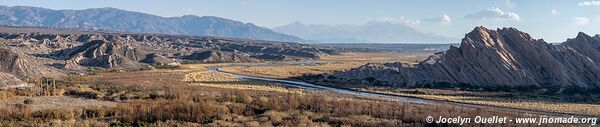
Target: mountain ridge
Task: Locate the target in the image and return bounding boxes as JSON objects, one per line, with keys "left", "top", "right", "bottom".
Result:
{"left": 0, "top": 5, "right": 307, "bottom": 43}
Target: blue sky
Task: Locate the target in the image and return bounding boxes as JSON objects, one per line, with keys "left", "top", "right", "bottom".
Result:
{"left": 1, "top": 0, "right": 599, "bottom": 42}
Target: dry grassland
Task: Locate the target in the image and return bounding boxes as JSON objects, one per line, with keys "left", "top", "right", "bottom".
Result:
{"left": 359, "top": 88, "right": 600, "bottom": 116}
{"left": 184, "top": 69, "right": 303, "bottom": 94}
{"left": 220, "top": 52, "right": 431, "bottom": 79}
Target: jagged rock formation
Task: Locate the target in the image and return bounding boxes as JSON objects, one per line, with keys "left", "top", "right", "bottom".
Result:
{"left": 0, "top": 25, "right": 337, "bottom": 81}
{"left": 332, "top": 27, "right": 600, "bottom": 88}
{"left": 0, "top": 46, "right": 63, "bottom": 86}
{"left": 53, "top": 40, "right": 164, "bottom": 70}
{"left": 0, "top": 26, "right": 336, "bottom": 62}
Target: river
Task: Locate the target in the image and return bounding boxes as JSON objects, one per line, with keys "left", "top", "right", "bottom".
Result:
{"left": 207, "top": 64, "right": 590, "bottom": 117}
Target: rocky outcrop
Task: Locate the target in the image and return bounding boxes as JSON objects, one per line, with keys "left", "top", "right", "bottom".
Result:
{"left": 0, "top": 25, "right": 337, "bottom": 82}
{"left": 183, "top": 50, "right": 258, "bottom": 62}
{"left": 0, "top": 25, "right": 336, "bottom": 63}
{"left": 140, "top": 53, "right": 179, "bottom": 66}
{"left": 333, "top": 27, "right": 600, "bottom": 88}
{"left": 0, "top": 72, "right": 26, "bottom": 89}
{"left": 53, "top": 40, "right": 174, "bottom": 70}
{"left": 0, "top": 46, "right": 63, "bottom": 86}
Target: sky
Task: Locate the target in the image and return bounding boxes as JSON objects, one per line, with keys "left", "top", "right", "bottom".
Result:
{"left": 1, "top": 0, "right": 599, "bottom": 42}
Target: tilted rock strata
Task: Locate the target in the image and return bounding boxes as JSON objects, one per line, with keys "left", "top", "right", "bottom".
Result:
{"left": 334, "top": 27, "right": 600, "bottom": 87}
{"left": 0, "top": 46, "right": 64, "bottom": 86}
{"left": 53, "top": 40, "right": 158, "bottom": 70}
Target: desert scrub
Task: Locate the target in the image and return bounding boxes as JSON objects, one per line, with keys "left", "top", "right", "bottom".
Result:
{"left": 66, "top": 85, "right": 105, "bottom": 99}
{"left": 185, "top": 70, "right": 302, "bottom": 94}
{"left": 190, "top": 83, "right": 303, "bottom": 94}
{"left": 365, "top": 89, "right": 600, "bottom": 116}
{"left": 0, "top": 86, "right": 526, "bottom": 126}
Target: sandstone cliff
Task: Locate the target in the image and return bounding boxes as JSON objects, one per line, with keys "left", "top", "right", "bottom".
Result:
{"left": 333, "top": 27, "right": 600, "bottom": 88}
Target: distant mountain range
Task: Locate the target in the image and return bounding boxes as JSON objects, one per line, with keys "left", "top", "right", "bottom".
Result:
{"left": 273, "top": 21, "right": 454, "bottom": 43}
{"left": 0, "top": 6, "right": 306, "bottom": 42}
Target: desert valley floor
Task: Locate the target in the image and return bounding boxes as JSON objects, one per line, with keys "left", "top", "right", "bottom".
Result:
{"left": 2, "top": 52, "right": 599, "bottom": 126}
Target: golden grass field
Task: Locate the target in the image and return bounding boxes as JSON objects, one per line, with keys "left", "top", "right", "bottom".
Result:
{"left": 220, "top": 52, "right": 432, "bottom": 78}
{"left": 183, "top": 65, "right": 304, "bottom": 94}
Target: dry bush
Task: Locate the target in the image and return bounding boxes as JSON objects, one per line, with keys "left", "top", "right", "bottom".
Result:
{"left": 32, "top": 108, "right": 83, "bottom": 120}
{"left": 243, "top": 121, "right": 261, "bottom": 127}
{"left": 11, "top": 88, "right": 38, "bottom": 96}
{"left": 113, "top": 100, "right": 228, "bottom": 124}
{"left": 0, "top": 103, "right": 32, "bottom": 121}
{"left": 262, "top": 110, "right": 287, "bottom": 125}
{"left": 0, "top": 85, "right": 526, "bottom": 126}
{"left": 50, "top": 88, "right": 66, "bottom": 96}
{"left": 48, "top": 119, "right": 109, "bottom": 127}
{"left": 66, "top": 85, "right": 105, "bottom": 99}
{"left": 362, "top": 88, "right": 600, "bottom": 116}
{"left": 0, "top": 90, "right": 14, "bottom": 100}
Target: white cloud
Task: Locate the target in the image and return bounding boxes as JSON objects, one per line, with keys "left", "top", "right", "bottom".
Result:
{"left": 579, "top": 1, "right": 600, "bottom": 7}
{"left": 423, "top": 14, "right": 452, "bottom": 24}
{"left": 551, "top": 10, "right": 558, "bottom": 15}
{"left": 366, "top": 16, "right": 420, "bottom": 25}
{"left": 463, "top": 7, "right": 521, "bottom": 21}
{"left": 441, "top": 14, "right": 452, "bottom": 24}
{"left": 240, "top": 1, "right": 248, "bottom": 5}
{"left": 573, "top": 17, "right": 590, "bottom": 26}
